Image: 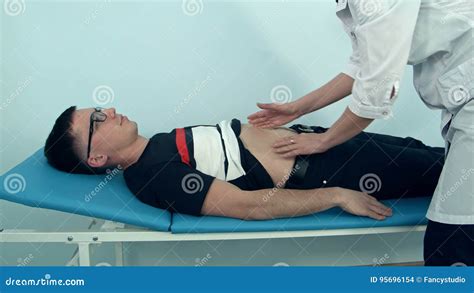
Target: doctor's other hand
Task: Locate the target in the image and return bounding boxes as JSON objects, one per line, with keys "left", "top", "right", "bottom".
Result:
{"left": 247, "top": 102, "right": 301, "bottom": 128}
{"left": 334, "top": 187, "right": 392, "bottom": 221}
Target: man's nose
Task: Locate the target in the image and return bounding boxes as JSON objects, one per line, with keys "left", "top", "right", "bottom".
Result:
{"left": 104, "top": 107, "right": 116, "bottom": 118}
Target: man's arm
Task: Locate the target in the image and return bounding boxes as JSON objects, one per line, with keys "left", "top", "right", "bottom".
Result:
{"left": 201, "top": 179, "right": 392, "bottom": 221}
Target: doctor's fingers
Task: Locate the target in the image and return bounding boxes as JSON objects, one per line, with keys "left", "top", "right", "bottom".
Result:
{"left": 247, "top": 110, "right": 270, "bottom": 121}
{"left": 253, "top": 121, "right": 276, "bottom": 129}
{"left": 248, "top": 117, "right": 272, "bottom": 126}
{"left": 272, "top": 136, "right": 297, "bottom": 148}
{"left": 247, "top": 111, "right": 268, "bottom": 122}
{"left": 280, "top": 150, "right": 300, "bottom": 158}
{"left": 273, "top": 144, "right": 299, "bottom": 154}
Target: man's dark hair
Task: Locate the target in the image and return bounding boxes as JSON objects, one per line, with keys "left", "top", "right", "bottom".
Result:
{"left": 44, "top": 106, "right": 105, "bottom": 174}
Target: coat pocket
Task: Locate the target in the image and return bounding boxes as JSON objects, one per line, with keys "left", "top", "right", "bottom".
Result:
{"left": 436, "top": 57, "right": 474, "bottom": 113}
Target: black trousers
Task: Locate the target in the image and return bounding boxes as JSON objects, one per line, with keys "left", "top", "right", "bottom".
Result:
{"left": 286, "top": 125, "right": 445, "bottom": 200}
{"left": 424, "top": 220, "right": 474, "bottom": 266}
{"left": 286, "top": 125, "right": 474, "bottom": 266}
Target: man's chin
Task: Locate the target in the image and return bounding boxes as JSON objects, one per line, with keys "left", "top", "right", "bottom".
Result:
{"left": 133, "top": 122, "right": 139, "bottom": 134}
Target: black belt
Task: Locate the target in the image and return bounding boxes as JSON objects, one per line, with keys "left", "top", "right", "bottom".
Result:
{"left": 290, "top": 157, "right": 309, "bottom": 185}
{"left": 287, "top": 124, "right": 327, "bottom": 185}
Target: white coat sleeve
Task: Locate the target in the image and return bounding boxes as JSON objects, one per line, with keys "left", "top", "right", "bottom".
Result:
{"left": 341, "top": 24, "right": 361, "bottom": 79}
{"left": 348, "top": 0, "right": 421, "bottom": 119}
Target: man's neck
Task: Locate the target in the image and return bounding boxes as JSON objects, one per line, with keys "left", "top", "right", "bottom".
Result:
{"left": 118, "top": 135, "right": 149, "bottom": 170}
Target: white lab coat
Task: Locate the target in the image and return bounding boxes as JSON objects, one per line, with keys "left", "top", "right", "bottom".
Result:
{"left": 336, "top": 0, "right": 473, "bottom": 224}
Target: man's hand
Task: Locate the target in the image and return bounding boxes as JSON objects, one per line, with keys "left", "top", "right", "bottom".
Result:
{"left": 334, "top": 187, "right": 393, "bottom": 220}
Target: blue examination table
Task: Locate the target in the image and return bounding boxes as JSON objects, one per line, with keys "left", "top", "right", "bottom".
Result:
{"left": 0, "top": 148, "right": 431, "bottom": 265}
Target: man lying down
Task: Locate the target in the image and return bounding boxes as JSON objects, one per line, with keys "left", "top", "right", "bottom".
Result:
{"left": 44, "top": 106, "right": 445, "bottom": 221}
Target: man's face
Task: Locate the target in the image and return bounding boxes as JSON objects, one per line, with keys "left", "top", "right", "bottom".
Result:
{"left": 71, "top": 107, "right": 138, "bottom": 164}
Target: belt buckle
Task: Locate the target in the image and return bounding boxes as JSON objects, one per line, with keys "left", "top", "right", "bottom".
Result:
{"left": 296, "top": 124, "right": 314, "bottom": 133}
{"left": 290, "top": 156, "right": 309, "bottom": 185}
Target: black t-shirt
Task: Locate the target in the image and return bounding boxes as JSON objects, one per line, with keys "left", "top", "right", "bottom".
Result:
{"left": 123, "top": 119, "right": 274, "bottom": 216}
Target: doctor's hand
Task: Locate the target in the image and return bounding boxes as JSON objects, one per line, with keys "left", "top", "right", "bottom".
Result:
{"left": 247, "top": 102, "right": 301, "bottom": 128}
{"left": 334, "top": 187, "right": 392, "bottom": 221}
{"left": 272, "top": 132, "right": 330, "bottom": 157}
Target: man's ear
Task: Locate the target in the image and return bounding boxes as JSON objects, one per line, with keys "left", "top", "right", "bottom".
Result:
{"left": 87, "top": 154, "right": 108, "bottom": 168}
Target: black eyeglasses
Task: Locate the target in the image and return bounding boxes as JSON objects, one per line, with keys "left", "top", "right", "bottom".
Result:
{"left": 87, "top": 107, "right": 107, "bottom": 159}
